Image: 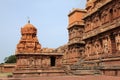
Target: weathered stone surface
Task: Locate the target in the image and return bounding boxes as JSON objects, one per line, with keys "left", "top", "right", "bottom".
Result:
{"left": 1, "top": 75, "right": 120, "bottom": 80}
{"left": 82, "top": 0, "right": 120, "bottom": 76}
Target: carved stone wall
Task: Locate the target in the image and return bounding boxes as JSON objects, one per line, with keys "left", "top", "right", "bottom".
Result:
{"left": 84, "top": 30, "right": 120, "bottom": 60}
{"left": 66, "top": 44, "right": 84, "bottom": 64}
{"left": 84, "top": 0, "right": 120, "bottom": 66}
{"left": 86, "top": 0, "right": 112, "bottom": 13}
{"left": 69, "top": 26, "right": 84, "bottom": 43}
{"left": 115, "top": 33, "right": 120, "bottom": 51}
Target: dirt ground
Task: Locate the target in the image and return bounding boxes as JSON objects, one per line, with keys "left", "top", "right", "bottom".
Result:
{"left": 0, "top": 75, "right": 120, "bottom": 80}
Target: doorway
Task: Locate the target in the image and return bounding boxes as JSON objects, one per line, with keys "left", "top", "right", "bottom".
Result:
{"left": 50, "top": 56, "right": 56, "bottom": 67}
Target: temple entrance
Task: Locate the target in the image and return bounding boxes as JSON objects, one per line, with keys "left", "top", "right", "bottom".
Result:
{"left": 50, "top": 56, "right": 56, "bottom": 67}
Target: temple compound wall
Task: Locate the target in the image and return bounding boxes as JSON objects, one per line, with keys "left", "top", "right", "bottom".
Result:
{"left": 0, "top": 64, "right": 15, "bottom": 73}
{"left": 83, "top": 0, "right": 120, "bottom": 76}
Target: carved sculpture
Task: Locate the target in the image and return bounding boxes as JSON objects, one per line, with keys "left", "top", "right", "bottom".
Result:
{"left": 116, "top": 34, "right": 120, "bottom": 51}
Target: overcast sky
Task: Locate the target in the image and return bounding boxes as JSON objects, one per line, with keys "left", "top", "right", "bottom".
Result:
{"left": 0, "top": 0, "right": 86, "bottom": 63}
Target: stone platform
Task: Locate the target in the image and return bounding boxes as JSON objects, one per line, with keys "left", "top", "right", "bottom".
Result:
{"left": 1, "top": 75, "right": 120, "bottom": 80}
{"left": 13, "top": 67, "right": 65, "bottom": 78}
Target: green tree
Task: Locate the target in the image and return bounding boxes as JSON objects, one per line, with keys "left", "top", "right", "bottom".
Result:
{"left": 4, "top": 55, "right": 16, "bottom": 63}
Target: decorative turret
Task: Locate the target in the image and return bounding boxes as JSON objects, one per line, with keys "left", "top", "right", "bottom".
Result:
{"left": 86, "top": 0, "right": 108, "bottom": 12}
{"left": 68, "top": 8, "right": 86, "bottom": 44}
{"left": 86, "top": 0, "right": 94, "bottom": 11}
{"left": 66, "top": 8, "right": 86, "bottom": 64}
{"left": 16, "top": 22, "right": 41, "bottom": 54}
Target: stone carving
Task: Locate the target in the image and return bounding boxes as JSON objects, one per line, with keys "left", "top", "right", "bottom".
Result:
{"left": 102, "top": 37, "right": 110, "bottom": 54}
{"left": 115, "top": 34, "right": 120, "bottom": 51}
{"left": 94, "top": 40, "right": 102, "bottom": 54}
{"left": 85, "top": 43, "right": 91, "bottom": 57}
{"left": 29, "top": 57, "right": 35, "bottom": 67}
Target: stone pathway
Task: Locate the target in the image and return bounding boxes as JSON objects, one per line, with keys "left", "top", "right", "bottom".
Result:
{"left": 0, "top": 75, "right": 120, "bottom": 80}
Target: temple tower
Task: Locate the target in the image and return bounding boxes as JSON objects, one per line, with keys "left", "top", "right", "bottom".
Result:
{"left": 16, "top": 22, "right": 41, "bottom": 54}
{"left": 15, "top": 22, "right": 42, "bottom": 71}
{"left": 66, "top": 9, "right": 86, "bottom": 64}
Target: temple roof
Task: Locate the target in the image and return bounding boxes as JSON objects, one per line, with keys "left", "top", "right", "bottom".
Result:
{"left": 23, "top": 23, "right": 36, "bottom": 30}
{"left": 16, "top": 22, "right": 41, "bottom": 54}
{"left": 21, "top": 23, "right": 37, "bottom": 35}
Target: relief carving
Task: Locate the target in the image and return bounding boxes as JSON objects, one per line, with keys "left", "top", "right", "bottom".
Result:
{"left": 85, "top": 43, "right": 91, "bottom": 57}
{"left": 115, "top": 2, "right": 120, "bottom": 18}
{"left": 94, "top": 40, "right": 102, "bottom": 54}
{"left": 101, "top": 9, "right": 108, "bottom": 25}
{"left": 115, "top": 34, "right": 120, "bottom": 51}
{"left": 29, "top": 57, "right": 35, "bottom": 67}
{"left": 112, "top": 4, "right": 118, "bottom": 19}
{"left": 102, "top": 37, "right": 110, "bottom": 54}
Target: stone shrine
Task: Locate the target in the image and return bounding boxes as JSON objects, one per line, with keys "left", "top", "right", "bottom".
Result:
{"left": 13, "top": 21, "right": 65, "bottom": 77}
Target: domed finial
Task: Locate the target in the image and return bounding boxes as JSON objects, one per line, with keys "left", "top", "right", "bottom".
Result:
{"left": 27, "top": 17, "right": 30, "bottom": 23}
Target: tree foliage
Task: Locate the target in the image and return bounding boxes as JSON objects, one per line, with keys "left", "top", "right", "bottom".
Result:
{"left": 4, "top": 55, "right": 16, "bottom": 63}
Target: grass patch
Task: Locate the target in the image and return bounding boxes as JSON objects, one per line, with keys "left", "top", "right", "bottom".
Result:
{"left": 0, "top": 72, "right": 13, "bottom": 77}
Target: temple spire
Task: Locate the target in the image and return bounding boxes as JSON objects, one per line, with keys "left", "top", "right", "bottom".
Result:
{"left": 27, "top": 17, "right": 30, "bottom": 23}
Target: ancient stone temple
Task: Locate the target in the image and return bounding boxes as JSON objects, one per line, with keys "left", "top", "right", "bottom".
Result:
{"left": 14, "top": 21, "right": 65, "bottom": 77}
{"left": 62, "top": 0, "right": 120, "bottom": 76}
{"left": 12, "top": 0, "right": 120, "bottom": 77}
{"left": 83, "top": 0, "right": 120, "bottom": 76}
{"left": 66, "top": 9, "right": 86, "bottom": 64}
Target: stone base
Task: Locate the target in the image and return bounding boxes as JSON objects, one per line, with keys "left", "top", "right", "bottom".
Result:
{"left": 13, "top": 67, "right": 66, "bottom": 78}
{"left": 71, "top": 70, "right": 101, "bottom": 75}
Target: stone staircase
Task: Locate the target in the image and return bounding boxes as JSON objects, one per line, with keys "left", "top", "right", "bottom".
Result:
{"left": 64, "top": 57, "right": 102, "bottom": 75}
{"left": 13, "top": 67, "right": 66, "bottom": 77}
{"left": 70, "top": 64, "right": 101, "bottom": 75}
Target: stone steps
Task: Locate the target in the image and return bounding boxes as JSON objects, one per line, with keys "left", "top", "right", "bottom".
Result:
{"left": 71, "top": 70, "right": 101, "bottom": 75}
{"left": 13, "top": 67, "right": 66, "bottom": 77}
{"left": 67, "top": 57, "right": 102, "bottom": 76}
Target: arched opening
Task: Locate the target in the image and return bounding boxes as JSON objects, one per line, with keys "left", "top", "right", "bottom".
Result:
{"left": 50, "top": 56, "right": 56, "bottom": 67}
